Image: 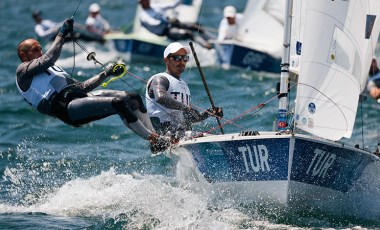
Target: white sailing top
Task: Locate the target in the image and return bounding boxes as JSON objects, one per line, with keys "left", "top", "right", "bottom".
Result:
{"left": 35, "top": 19, "right": 59, "bottom": 40}
{"left": 16, "top": 65, "right": 69, "bottom": 110}
{"left": 139, "top": 0, "right": 181, "bottom": 36}
{"left": 217, "top": 13, "right": 243, "bottom": 41}
{"left": 85, "top": 15, "right": 110, "bottom": 35}
{"left": 145, "top": 72, "right": 190, "bottom": 124}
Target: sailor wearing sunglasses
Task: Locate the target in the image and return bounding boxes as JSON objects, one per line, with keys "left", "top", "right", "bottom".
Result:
{"left": 146, "top": 42, "right": 223, "bottom": 139}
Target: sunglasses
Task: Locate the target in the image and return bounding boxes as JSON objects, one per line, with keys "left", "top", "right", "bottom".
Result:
{"left": 168, "top": 55, "right": 189, "bottom": 62}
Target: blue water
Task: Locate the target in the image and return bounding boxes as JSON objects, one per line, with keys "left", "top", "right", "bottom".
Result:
{"left": 1, "top": 0, "right": 380, "bottom": 229}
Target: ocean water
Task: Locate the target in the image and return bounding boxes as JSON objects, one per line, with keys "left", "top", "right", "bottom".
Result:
{"left": 1, "top": 0, "right": 380, "bottom": 229}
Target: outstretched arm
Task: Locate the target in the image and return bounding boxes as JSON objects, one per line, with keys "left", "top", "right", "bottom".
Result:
{"left": 80, "top": 62, "right": 125, "bottom": 92}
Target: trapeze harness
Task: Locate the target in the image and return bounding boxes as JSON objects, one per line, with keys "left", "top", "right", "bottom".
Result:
{"left": 16, "top": 65, "right": 87, "bottom": 126}
{"left": 146, "top": 72, "right": 191, "bottom": 132}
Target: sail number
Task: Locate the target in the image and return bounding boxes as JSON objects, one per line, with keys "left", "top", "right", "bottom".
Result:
{"left": 238, "top": 145, "right": 270, "bottom": 173}
{"left": 306, "top": 148, "right": 336, "bottom": 178}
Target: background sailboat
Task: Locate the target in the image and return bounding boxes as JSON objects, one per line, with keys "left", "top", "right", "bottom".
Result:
{"left": 212, "top": 0, "right": 284, "bottom": 72}
{"left": 169, "top": 0, "right": 380, "bottom": 220}
{"left": 104, "top": 0, "right": 213, "bottom": 64}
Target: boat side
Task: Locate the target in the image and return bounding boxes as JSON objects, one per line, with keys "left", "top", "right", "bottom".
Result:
{"left": 170, "top": 132, "right": 293, "bottom": 204}
{"left": 170, "top": 132, "right": 380, "bottom": 216}
{"left": 212, "top": 41, "right": 281, "bottom": 73}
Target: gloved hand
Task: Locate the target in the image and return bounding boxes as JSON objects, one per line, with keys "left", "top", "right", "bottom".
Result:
{"left": 206, "top": 107, "right": 223, "bottom": 118}
{"left": 105, "top": 62, "right": 126, "bottom": 76}
{"left": 58, "top": 19, "right": 74, "bottom": 37}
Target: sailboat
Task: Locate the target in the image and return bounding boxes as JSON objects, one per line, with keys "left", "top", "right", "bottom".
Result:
{"left": 104, "top": 0, "right": 206, "bottom": 63}
{"left": 168, "top": 0, "right": 380, "bottom": 219}
{"left": 212, "top": 0, "right": 284, "bottom": 72}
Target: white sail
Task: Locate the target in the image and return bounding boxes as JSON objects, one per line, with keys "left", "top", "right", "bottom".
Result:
{"left": 133, "top": 0, "right": 203, "bottom": 34}
{"left": 237, "top": 0, "right": 285, "bottom": 57}
{"left": 293, "top": 0, "right": 380, "bottom": 141}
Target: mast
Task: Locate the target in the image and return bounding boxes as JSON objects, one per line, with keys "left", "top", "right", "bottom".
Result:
{"left": 277, "top": 0, "right": 293, "bottom": 131}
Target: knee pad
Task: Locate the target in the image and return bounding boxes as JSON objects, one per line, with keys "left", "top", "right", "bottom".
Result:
{"left": 112, "top": 97, "right": 138, "bottom": 123}
{"left": 111, "top": 97, "right": 125, "bottom": 110}
{"left": 126, "top": 92, "right": 147, "bottom": 113}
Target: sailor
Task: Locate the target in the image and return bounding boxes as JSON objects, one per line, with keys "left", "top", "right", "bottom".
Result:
{"left": 32, "top": 10, "right": 105, "bottom": 44}
{"left": 85, "top": 3, "right": 111, "bottom": 35}
{"left": 16, "top": 19, "right": 169, "bottom": 153}
{"left": 32, "top": 10, "right": 60, "bottom": 41}
{"left": 217, "top": 5, "right": 243, "bottom": 42}
{"left": 145, "top": 42, "right": 223, "bottom": 138}
{"left": 138, "top": 0, "right": 213, "bottom": 49}
{"left": 367, "top": 58, "right": 380, "bottom": 100}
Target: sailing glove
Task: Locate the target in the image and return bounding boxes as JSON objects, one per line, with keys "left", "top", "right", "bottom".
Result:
{"left": 105, "top": 62, "right": 126, "bottom": 76}
{"left": 59, "top": 19, "right": 74, "bottom": 37}
{"left": 206, "top": 107, "right": 223, "bottom": 118}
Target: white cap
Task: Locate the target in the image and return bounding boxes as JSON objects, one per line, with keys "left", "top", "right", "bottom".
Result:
{"left": 224, "top": 5, "right": 236, "bottom": 18}
{"left": 163, "top": 42, "right": 190, "bottom": 58}
{"left": 89, "top": 3, "right": 101, "bottom": 13}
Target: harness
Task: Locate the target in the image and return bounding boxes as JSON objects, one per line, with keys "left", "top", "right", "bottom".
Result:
{"left": 50, "top": 85, "right": 87, "bottom": 126}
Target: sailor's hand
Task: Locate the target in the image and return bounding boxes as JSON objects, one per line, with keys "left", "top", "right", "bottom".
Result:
{"left": 59, "top": 19, "right": 74, "bottom": 37}
{"left": 207, "top": 107, "right": 223, "bottom": 118}
{"left": 105, "top": 62, "right": 126, "bottom": 76}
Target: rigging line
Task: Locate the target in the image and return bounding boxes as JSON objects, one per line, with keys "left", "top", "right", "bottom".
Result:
{"left": 189, "top": 103, "right": 267, "bottom": 138}
{"left": 71, "top": 37, "right": 76, "bottom": 76}
{"left": 71, "top": 0, "right": 84, "bottom": 19}
{"left": 190, "top": 103, "right": 246, "bottom": 130}
{"left": 216, "top": 83, "right": 298, "bottom": 131}
{"left": 74, "top": 40, "right": 91, "bottom": 55}
{"left": 360, "top": 97, "right": 365, "bottom": 149}
{"left": 69, "top": 0, "right": 84, "bottom": 75}
{"left": 192, "top": 86, "right": 286, "bottom": 134}
{"left": 200, "top": 83, "right": 299, "bottom": 135}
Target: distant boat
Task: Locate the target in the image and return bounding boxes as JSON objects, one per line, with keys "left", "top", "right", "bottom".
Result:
{"left": 167, "top": 0, "right": 380, "bottom": 220}
{"left": 104, "top": 0, "right": 209, "bottom": 63}
{"left": 212, "top": 0, "right": 284, "bottom": 73}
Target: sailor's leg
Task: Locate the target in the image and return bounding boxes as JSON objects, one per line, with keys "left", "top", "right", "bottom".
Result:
{"left": 80, "top": 90, "right": 170, "bottom": 153}
{"left": 67, "top": 96, "right": 116, "bottom": 125}
{"left": 126, "top": 92, "right": 155, "bottom": 132}
{"left": 67, "top": 91, "right": 151, "bottom": 139}
{"left": 111, "top": 96, "right": 153, "bottom": 139}
{"left": 91, "top": 90, "right": 155, "bottom": 132}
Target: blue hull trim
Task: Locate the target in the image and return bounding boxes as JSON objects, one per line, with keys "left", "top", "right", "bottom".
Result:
{"left": 112, "top": 39, "right": 166, "bottom": 61}
{"left": 182, "top": 137, "right": 375, "bottom": 193}
{"left": 291, "top": 139, "right": 372, "bottom": 192}
{"left": 216, "top": 43, "right": 281, "bottom": 73}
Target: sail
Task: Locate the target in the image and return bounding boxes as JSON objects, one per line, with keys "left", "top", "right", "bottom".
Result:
{"left": 292, "top": 0, "right": 380, "bottom": 141}
{"left": 133, "top": 0, "right": 203, "bottom": 34}
{"left": 237, "top": 0, "right": 285, "bottom": 57}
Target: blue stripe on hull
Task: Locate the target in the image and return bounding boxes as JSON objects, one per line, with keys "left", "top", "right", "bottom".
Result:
{"left": 291, "top": 138, "right": 374, "bottom": 192}
{"left": 112, "top": 39, "right": 165, "bottom": 60}
{"left": 184, "top": 138, "right": 290, "bottom": 182}
{"left": 182, "top": 137, "right": 376, "bottom": 193}
{"left": 216, "top": 44, "right": 281, "bottom": 73}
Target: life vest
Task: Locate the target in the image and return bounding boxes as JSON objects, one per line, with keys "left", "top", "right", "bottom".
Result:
{"left": 16, "top": 65, "right": 70, "bottom": 114}
{"left": 145, "top": 72, "right": 191, "bottom": 124}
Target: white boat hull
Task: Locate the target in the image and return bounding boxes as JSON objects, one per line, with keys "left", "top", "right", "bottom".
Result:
{"left": 169, "top": 132, "right": 380, "bottom": 219}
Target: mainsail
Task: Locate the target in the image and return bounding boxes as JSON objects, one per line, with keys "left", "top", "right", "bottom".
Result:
{"left": 292, "top": 0, "right": 380, "bottom": 141}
